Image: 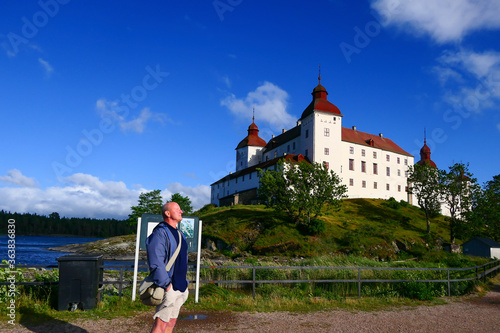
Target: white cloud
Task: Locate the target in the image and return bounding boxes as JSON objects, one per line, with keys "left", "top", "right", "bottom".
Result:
{"left": 0, "top": 173, "right": 210, "bottom": 219}
{"left": 371, "top": 0, "right": 500, "bottom": 43}
{"left": 434, "top": 50, "right": 500, "bottom": 113}
{"left": 96, "top": 99, "right": 168, "bottom": 133}
{"left": 0, "top": 169, "right": 38, "bottom": 187}
{"left": 38, "top": 57, "right": 53, "bottom": 77}
{"left": 221, "top": 81, "right": 296, "bottom": 132}
{"left": 161, "top": 182, "right": 211, "bottom": 212}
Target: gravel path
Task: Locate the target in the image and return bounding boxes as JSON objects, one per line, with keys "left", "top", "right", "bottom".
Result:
{"left": 5, "top": 283, "right": 499, "bottom": 333}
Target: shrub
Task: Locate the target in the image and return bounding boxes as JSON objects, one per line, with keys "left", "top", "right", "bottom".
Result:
{"left": 306, "top": 218, "right": 326, "bottom": 235}
{"left": 382, "top": 197, "right": 400, "bottom": 209}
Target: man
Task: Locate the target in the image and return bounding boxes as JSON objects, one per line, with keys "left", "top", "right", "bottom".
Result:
{"left": 146, "top": 202, "right": 189, "bottom": 333}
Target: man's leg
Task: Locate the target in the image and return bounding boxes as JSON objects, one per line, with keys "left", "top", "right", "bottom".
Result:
{"left": 165, "top": 318, "right": 177, "bottom": 332}
{"left": 151, "top": 317, "right": 168, "bottom": 333}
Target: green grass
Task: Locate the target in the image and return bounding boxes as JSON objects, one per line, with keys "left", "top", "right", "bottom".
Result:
{"left": 197, "top": 199, "right": 452, "bottom": 259}
{"left": 2, "top": 199, "right": 495, "bottom": 325}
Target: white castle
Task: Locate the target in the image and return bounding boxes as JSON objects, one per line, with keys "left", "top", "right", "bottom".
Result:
{"left": 211, "top": 75, "right": 415, "bottom": 207}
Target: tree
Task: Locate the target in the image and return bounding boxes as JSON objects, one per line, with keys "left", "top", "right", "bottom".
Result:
{"left": 465, "top": 174, "right": 500, "bottom": 242}
{"left": 407, "top": 164, "right": 441, "bottom": 234}
{"left": 128, "top": 189, "right": 163, "bottom": 225}
{"left": 258, "top": 159, "right": 347, "bottom": 227}
{"left": 439, "top": 163, "right": 479, "bottom": 244}
{"left": 170, "top": 193, "right": 193, "bottom": 215}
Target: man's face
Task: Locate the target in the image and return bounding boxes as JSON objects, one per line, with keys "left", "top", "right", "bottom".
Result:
{"left": 168, "top": 203, "right": 183, "bottom": 222}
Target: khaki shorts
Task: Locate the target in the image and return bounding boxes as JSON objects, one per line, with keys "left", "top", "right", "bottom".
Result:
{"left": 153, "top": 288, "right": 189, "bottom": 322}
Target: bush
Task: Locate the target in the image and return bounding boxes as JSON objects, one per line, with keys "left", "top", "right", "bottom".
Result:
{"left": 382, "top": 197, "right": 400, "bottom": 209}
{"left": 196, "top": 203, "right": 217, "bottom": 214}
{"left": 306, "top": 218, "right": 326, "bottom": 235}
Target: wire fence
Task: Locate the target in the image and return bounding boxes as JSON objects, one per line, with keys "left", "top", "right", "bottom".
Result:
{"left": 2, "top": 259, "right": 499, "bottom": 299}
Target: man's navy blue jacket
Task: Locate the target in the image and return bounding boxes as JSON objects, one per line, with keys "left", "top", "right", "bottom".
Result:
{"left": 145, "top": 222, "right": 189, "bottom": 292}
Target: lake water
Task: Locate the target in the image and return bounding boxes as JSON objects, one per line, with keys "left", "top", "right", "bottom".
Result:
{"left": 0, "top": 235, "right": 113, "bottom": 267}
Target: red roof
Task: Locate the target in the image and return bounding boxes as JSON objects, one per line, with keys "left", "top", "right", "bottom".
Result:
{"left": 236, "top": 121, "right": 267, "bottom": 149}
{"left": 416, "top": 140, "right": 437, "bottom": 167}
{"left": 301, "top": 82, "right": 342, "bottom": 119}
{"left": 342, "top": 127, "right": 412, "bottom": 156}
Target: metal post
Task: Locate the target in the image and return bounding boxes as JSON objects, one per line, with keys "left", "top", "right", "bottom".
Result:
{"left": 131, "top": 217, "right": 142, "bottom": 301}
{"left": 358, "top": 268, "right": 361, "bottom": 298}
{"left": 195, "top": 220, "right": 202, "bottom": 303}
{"left": 119, "top": 268, "right": 124, "bottom": 298}
{"left": 447, "top": 269, "right": 450, "bottom": 297}
{"left": 252, "top": 267, "right": 256, "bottom": 299}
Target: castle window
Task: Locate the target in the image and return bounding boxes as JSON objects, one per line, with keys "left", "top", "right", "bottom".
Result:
{"left": 305, "top": 129, "right": 309, "bottom": 138}
{"left": 398, "top": 185, "right": 401, "bottom": 192}
{"left": 249, "top": 173, "right": 252, "bottom": 180}
{"left": 242, "top": 175, "right": 245, "bottom": 182}
{"left": 350, "top": 146, "right": 354, "bottom": 154}
{"left": 386, "top": 154, "right": 390, "bottom": 162}
{"left": 386, "top": 184, "right": 390, "bottom": 191}
{"left": 361, "top": 161, "right": 366, "bottom": 173}
{"left": 287, "top": 145, "right": 290, "bottom": 152}
{"left": 274, "top": 151, "right": 277, "bottom": 158}
{"left": 397, "top": 157, "right": 401, "bottom": 164}
{"left": 361, "top": 149, "right": 365, "bottom": 157}
{"left": 293, "top": 142, "right": 296, "bottom": 150}
{"left": 324, "top": 147, "right": 329, "bottom": 155}
{"left": 324, "top": 128, "right": 330, "bottom": 137}
{"left": 324, "top": 162, "right": 329, "bottom": 169}
{"left": 349, "top": 178, "right": 354, "bottom": 186}
{"left": 404, "top": 159, "right": 408, "bottom": 165}
{"left": 405, "top": 171, "right": 408, "bottom": 177}
{"left": 374, "top": 182, "right": 378, "bottom": 189}
{"left": 397, "top": 169, "right": 401, "bottom": 176}
{"left": 235, "top": 177, "right": 238, "bottom": 184}
{"left": 373, "top": 151, "right": 377, "bottom": 159}
{"left": 386, "top": 167, "right": 390, "bottom": 176}
{"left": 362, "top": 180, "right": 366, "bottom": 188}
{"left": 373, "top": 163, "right": 378, "bottom": 175}
{"left": 305, "top": 149, "right": 309, "bottom": 157}
{"left": 349, "top": 159, "right": 354, "bottom": 171}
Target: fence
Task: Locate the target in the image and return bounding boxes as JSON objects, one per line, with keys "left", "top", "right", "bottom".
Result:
{"left": 2, "top": 259, "right": 499, "bottom": 299}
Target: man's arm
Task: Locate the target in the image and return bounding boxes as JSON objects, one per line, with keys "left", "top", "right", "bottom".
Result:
{"left": 146, "top": 227, "right": 172, "bottom": 289}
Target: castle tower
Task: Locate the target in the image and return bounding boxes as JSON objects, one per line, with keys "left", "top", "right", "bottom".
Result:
{"left": 235, "top": 115, "right": 267, "bottom": 171}
{"left": 416, "top": 138, "right": 437, "bottom": 168}
{"left": 299, "top": 71, "right": 343, "bottom": 174}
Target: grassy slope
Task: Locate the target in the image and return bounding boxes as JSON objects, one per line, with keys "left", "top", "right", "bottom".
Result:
{"left": 197, "top": 198, "right": 452, "bottom": 259}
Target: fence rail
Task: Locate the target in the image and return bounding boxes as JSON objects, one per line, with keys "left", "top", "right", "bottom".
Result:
{"left": 2, "top": 260, "right": 499, "bottom": 299}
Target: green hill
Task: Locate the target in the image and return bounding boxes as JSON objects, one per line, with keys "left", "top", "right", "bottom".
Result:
{"left": 196, "top": 198, "right": 453, "bottom": 260}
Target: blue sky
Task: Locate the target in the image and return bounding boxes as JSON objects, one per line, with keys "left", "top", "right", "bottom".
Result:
{"left": 1, "top": 0, "right": 499, "bottom": 219}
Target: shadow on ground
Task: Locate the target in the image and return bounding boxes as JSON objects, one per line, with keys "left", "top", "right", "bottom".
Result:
{"left": 19, "top": 311, "right": 88, "bottom": 333}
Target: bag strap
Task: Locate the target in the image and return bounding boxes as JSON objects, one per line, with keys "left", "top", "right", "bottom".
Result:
{"left": 165, "top": 229, "right": 182, "bottom": 272}
{"left": 159, "top": 224, "right": 182, "bottom": 273}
